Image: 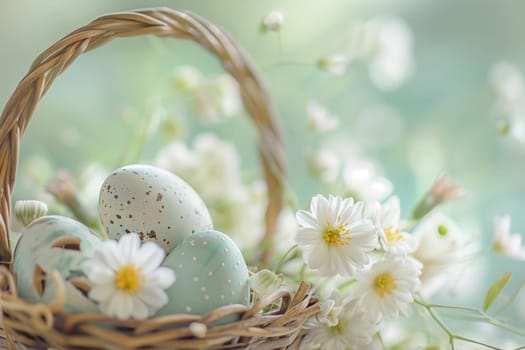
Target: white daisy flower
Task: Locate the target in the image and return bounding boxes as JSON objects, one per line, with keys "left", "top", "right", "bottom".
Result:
{"left": 307, "top": 101, "right": 340, "bottom": 133}
{"left": 261, "top": 10, "right": 284, "bottom": 32}
{"left": 492, "top": 215, "right": 525, "bottom": 260}
{"left": 295, "top": 194, "right": 378, "bottom": 277}
{"left": 83, "top": 233, "right": 176, "bottom": 320}
{"left": 377, "top": 196, "right": 417, "bottom": 256}
{"left": 301, "top": 296, "right": 378, "bottom": 350}
{"left": 356, "top": 256, "right": 421, "bottom": 322}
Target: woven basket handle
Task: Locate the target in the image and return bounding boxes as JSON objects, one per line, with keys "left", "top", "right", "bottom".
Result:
{"left": 0, "top": 7, "right": 286, "bottom": 263}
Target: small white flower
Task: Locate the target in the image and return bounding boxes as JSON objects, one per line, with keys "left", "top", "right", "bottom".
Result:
{"left": 295, "top": 194, "right": 377, "bottom": 277}
{"left": 314, "top": 290, "right": 344, "bottom": 327}
{"left": 216, "top": 75, "right": 242, "bottom": 117}
{"left": 508, "top": 117, "right": 525, "bottom": 144}
{"left": 492, "top": 215, "right": 525, "bottom": 260}
{"left": 172, "top": 65, "right": 203, "bottom": 93}
{"left": 155, "top": 141, "right": 199, "bottom": 179}
{"left": 155, "top": 134, "right": 266, "bottom": 254}
{"left": 191, "top": 74, "right": 241, "bottom": 122}
{"left": 262, "top": 10, "right": 284, "bottom": 32}
{"left": 343, "top": 160, "right": 393, "bottom": 210}
{"left": 307, "top": 101, "right": 340, "bottom": 133}
{"left": 317, "top": 54, "right": 350, "bottom": 76}
{"left": 83, "top": 233, "right": 176, "bottom": 320}
{"left": 490, "top": 61, "right": 525, "bottom": 115}
{"left": 411, "top": 211, "right": 464, "bottom": 296}
{"left": 356, "top": 256, "right": 421, "bottom": 322}
{"left": 367, "top": 17, "right": 414, "bottom": 90}
{"left": 377, "top": 196, "right": 417, "bottom": 256}
{"left": 310, "top": 148, "right": 341, "bottom": 183}
{"left": 301, "top": 296, "right": 378, "bottom": 350}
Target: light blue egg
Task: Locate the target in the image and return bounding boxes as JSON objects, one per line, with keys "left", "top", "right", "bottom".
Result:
{"left": 157, "top": 230, "right": 250, "bottom": 324}
{"left": 12, "top": 215, "right": 102, "bottom": 313}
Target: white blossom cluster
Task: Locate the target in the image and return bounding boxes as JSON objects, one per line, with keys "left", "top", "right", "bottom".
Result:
{"left": 317, "top": 16, "right": 414, "bottom": 90}
{"left": 155, "top": 133, "right": 266, "bottom": 254}
{"left": 172, "top": 66, "right": 241, "bottom": 123}
{"left": 489, "top": 61, "right": 525, "bottom": 145}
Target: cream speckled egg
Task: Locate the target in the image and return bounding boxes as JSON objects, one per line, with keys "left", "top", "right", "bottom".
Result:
{"left": 156, "top": 230, "right": 250, "bottom": 324}
{"left": 99, "top": 164, "right": 213, "bottom": 253}
{"left": 13, "top": 215, "right": 102, "bottom": 313}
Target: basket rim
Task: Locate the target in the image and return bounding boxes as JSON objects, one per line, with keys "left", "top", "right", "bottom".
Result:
{"left": 0, "top": 265, "right": 320, "bottom": 349}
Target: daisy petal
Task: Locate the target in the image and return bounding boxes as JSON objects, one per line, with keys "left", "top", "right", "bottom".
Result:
{"left": 147, "top": 267, "right": 176, "bottom": 289}
{"left": 137, "top": 242, "right": 165, "bottom": 273}
{"left": 137, "top": 287, "right": 169, "bottom": 309}
{"left": 89, "top": 283, "right": 116, "bottom": 302}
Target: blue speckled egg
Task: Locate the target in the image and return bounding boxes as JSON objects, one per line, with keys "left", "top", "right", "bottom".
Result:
{"left": 157, "top": 230, "right": 250, "bottom": 324}
{"left": 12, "top": 215, "right": 102, "bottom": 313}
{"left": 98, "top": 164, "right": 213, "bottom": 253}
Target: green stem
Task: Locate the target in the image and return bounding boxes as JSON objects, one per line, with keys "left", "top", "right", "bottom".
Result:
{"left": 414, "top": 299, "right": 454, "bottom": 337}
{"left": 336, "top": 278, "right": 357, "bottom": 292}
{"left": 414, "top": 299, "right": 518, "bottom": 350}
{"left": 273, "top": 244, "right": 299, "bottom": 273}
{"left": 424, "top": 303, "right": 525, "bottom": 338}
{"left": 454, "top": 335, "right": 500, "bottom": 350}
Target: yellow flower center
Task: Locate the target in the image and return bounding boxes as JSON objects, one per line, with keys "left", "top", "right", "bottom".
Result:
{"left": 437, "top": 224, "right": 448, "bottom": 236}
{"left": 329, "top": 319, "right": 345, "bottom": 334}
{"left": 323, "top": 217, "right": 351, "bottom": 246}
{"left": 375, "top": 273, "right": 397, "bottom": 298}
{"left": 384, "top": 226, "right": 403, "bottom": 242}
{"left": 115, "top": 264, "right": 142, "bottom": 293}
{"left": 492, "top": 240, "right": 505, "bottom": 254}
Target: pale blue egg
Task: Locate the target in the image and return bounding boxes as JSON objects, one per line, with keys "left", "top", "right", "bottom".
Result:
{"left": 157, "top": 230, "right": 250, "bottom": 324}
{"left": 12, "top": 215, "right": 102, "bottom": 313}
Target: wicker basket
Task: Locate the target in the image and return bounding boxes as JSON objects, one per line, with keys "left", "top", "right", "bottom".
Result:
{"left": 0, "top": 7, "right": 320, "bottom": 350}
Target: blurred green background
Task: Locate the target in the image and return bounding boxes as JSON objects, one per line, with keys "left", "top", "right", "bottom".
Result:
{"left": 1, "top": 0, "right": 525, "bottom": 342}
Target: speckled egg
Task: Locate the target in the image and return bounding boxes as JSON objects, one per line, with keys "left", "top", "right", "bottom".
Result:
{"left": 156, "top": 230, "right": 250, "bottom": 324}
{"left": 12, "top": 215, "right": 102, "bottom": 313}
{"left": 98, "top": 164, "right": 213, "bottom": 253}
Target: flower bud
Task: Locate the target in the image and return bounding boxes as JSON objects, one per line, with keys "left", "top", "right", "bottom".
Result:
{"left": 249, "top": 269, "right": 282, "bottom": 299}
{"left": 261, "top": 11, "right": 284, "bottom": 32}
{"left": 15, "top": 200, "right": 48, "bottom": 227}
{"left": 411, "top": 173, "right": 466, "bottom": 220}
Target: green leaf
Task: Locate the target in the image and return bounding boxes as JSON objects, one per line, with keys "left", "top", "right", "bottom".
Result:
{"left": 483, "top": 272, "right": 512, "bottom": 312}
